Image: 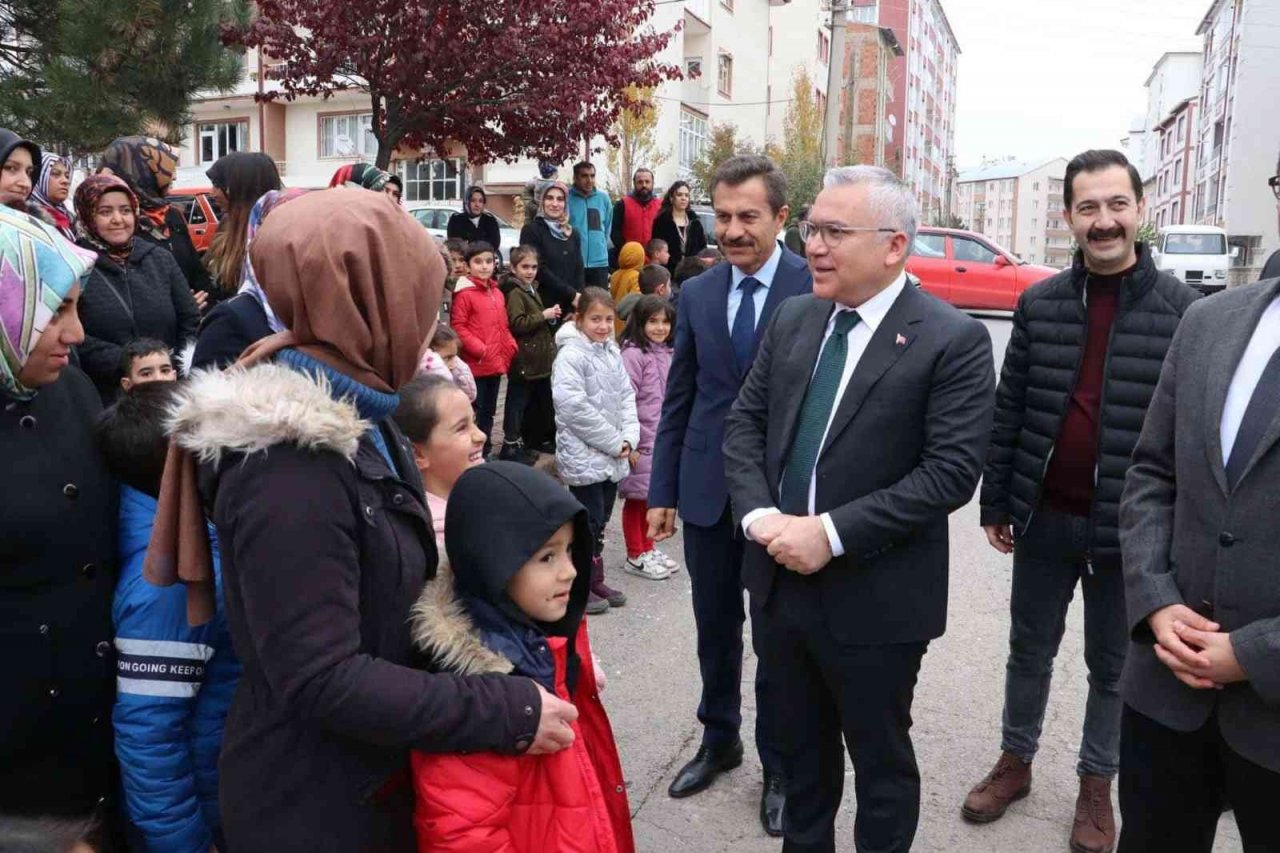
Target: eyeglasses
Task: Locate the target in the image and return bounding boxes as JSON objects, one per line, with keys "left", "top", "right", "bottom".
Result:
{"left": 798, "top": 220, "right": 899, "bottom": 247}
{"left": 1270, "top": 175, "right": 1280, "bottom": 201}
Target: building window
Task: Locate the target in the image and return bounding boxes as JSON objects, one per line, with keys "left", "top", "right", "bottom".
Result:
{"left": 768, "top": 26, "right": 773, "bottom": 57}
{"left": 395, "top": 157, "right": 465, "bottom": 203}
{"left": 1033, "top": 181, "right": 1039, "bottom": 191}
{"left": 679, "top": 107, "right": 709, "bottom": 178}
{"left": 717, "top": 53, "right": 733, "bottom": 98}
{"left": 198, "top": 121, "right": 248, "bottom": 165}
{"left": 818, "top": 30, "right": 830, "bottom": 65}
{"left": 319, "top": 113, "right": 377, "bottom": 159}
{"left": 1177, "top": 114, "right": 1186, "bottom": 141}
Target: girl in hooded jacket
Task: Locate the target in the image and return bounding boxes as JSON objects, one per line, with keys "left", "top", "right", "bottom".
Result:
{"left": 411, "top": 462, "right": 634, "bottom": 853}
{"left": 552, "top": 288, "right": 639, "bottom": 615}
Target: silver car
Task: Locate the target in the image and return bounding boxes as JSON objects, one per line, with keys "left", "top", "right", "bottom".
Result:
{"left": 406, "top": 203, "right": 520, "bottom": 265}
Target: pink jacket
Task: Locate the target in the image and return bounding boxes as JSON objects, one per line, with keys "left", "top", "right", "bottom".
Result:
{"left": 618, "top": 341, "right": 672, "bottom": 500}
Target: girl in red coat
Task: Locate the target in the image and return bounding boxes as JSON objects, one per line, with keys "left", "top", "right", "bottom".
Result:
{"left": 451, "top": 241, "right": 517, "bottom": 457}
{"left": 411, "top": 462, "right": 634, "bottom": 853}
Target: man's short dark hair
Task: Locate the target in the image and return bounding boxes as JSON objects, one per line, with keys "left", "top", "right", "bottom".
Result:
{"left": 95, "top": 382, "right": 180, "bottom": 498}
{"left": 639, "top": 264, "right": 672, "bottom": 294}
{"left": 710, "top": 155, "right": 789, "bottom": 215}
{"left": 634, "top": 168, "right": 654, "bottom": 181}
{"left": 646, "top": 238, "right": 668, "bottom": 256}
{"left": 573, "top": 162, "right": 595, "bottom": 178}
{"left": 1063, "top": 150, "right": 1143, "bottom": 210}
{"left": 443, "top": 238, "right": 467, "bottom": 256}
{"left": 464, "top": 241, "right": 496, "bottom": 262}
{"left": 118, "top": 337, "right": 171, "bottom": 379}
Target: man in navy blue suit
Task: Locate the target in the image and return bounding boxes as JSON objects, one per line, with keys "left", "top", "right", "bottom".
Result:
{"left": 647, "top": 155, "right": 813, "bottom": 836}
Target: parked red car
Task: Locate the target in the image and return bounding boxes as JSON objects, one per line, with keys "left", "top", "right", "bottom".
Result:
{"left": 166, "top": 188, "right": 222, "bottom": 253}
{"left": 907, "top": 227, "right": 1059, "bottom": 311}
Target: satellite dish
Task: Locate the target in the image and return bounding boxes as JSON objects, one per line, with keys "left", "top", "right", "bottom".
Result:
{"left": 888, "top": 115, "right": 897, "bottom": 127}
{"left": 335, "top": 134, "right": 357, "bottom": 156}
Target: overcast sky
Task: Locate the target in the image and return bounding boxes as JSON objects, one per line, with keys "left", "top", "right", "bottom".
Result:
{"left": 946, "top": 0, "right": 1207, "bottom": 169}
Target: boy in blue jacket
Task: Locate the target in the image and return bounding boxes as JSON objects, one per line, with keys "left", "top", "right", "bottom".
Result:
{"left": 95, "top": 382, "right": 241, "bottom": 852}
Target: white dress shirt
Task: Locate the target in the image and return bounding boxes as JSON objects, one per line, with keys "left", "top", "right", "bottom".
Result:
{"left": 743, "top": 271, "right": 909, "bottom": 556}
{"left": 1221, "top": 294, "right": 1280, "bottom": 464}
{"left": 727, "top": 243, "right": 784, "bottom": 332}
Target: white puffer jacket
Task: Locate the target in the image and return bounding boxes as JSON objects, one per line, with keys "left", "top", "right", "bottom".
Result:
{"left": 552, "top": 335, "right": 640, "bottom": 487}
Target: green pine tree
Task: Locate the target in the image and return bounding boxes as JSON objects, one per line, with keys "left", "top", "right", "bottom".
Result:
{"left": 0, "top": 0, "right": 249, "bottom": 152}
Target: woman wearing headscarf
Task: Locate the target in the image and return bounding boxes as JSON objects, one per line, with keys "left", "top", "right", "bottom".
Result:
{"left": 190, "top": 187, "right": 308, "bottom": 371}
{"left": 328, "top": 161, "right": 392, "bottom": 192}
{"left": 0, "top": 204, "right": 120, "bottom": 848}
{"left": 73, "top": 174, "right": 200, "bottom": 401}
{"left": 0, "top": 129, "right": 48, "bottom": 225}
{"left": 98, "top": 135, "right": 213, "bottom": 302}
{"left": 203, "top": 152, "right": 283, "bottom": 297}
{"left": 153, "top": 188, "right": 567, "bottom": 850}
{"left": 651, "top": 180, "right": 708, "bottom": 276}
{"left": 30, "top": 152, "right": 77, "bottom": 241}
{"left": 446, "top": 185, "right": 502, "bottom": 254}
{"left": 517, "top": 181, "right": 583, "bottom": 316}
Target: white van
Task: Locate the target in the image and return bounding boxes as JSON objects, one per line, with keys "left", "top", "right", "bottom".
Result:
{"left": 1153, "top": 225, "right": 1236, "bottom": 293}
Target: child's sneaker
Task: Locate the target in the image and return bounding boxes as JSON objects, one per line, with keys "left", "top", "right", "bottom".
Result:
{"left": 585, "top": 591, "right": 610, "bottom": 615}
{"left": 651, "top": 547, "right": 680, "bottom": 573}
{"left": 624, "top": 552, "right": 672, "bottom": 581}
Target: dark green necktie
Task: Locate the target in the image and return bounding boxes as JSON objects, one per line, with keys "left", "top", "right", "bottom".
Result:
{"left": 779, "top": 310, "right": 861, "bottom": 515}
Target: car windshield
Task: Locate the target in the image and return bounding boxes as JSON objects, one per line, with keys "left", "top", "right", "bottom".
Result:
{"left": 1163, "top": 233, "right": 1226, "bottom": 255}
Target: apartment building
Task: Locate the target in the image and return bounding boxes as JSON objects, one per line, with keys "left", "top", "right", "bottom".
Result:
{"left": 832, "top": 21, "right": 904, "bottom": 170}
{"left": 1136, "top": 52, "right": 1203, "bottom": 180}
{"left": 954, "top": 158, "right": 1071, "bottom": 268}
{"left": 1190, "top": 0, "right": 1280, "bottom": 284}
{"left": 1148, "top": 97, "right": 1198, "bottom": 228}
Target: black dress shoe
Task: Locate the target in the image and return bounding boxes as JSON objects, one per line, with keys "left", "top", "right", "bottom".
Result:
{"left": 760, "top": 772, "right": 786, "bottom": 837}
{"left": 667, "top": 740, "right": 745, "bottom": 798}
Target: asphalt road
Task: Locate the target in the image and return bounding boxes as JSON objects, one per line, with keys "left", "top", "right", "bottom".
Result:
{"left": 583, "top": 314, "right": 1244, "bottom": 853}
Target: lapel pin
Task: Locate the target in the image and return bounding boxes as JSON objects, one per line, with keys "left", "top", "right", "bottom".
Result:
{"left": 896, "top": 333, "right": 907, "bottom": 346}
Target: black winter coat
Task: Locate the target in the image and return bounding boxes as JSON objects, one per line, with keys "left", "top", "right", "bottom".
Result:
{"left": 170, "top": 364, "right": 542, "bottom": 851}
{"left": 651, "top": 209, "right": 709, "bottom": 276}
{"left": 137, "top": 206, "right": 213, "bottom": 298}
{"left": 518, "top": 219, "right": 583, "bottom": 315}
{"left": 446, "top": 211, "right": 502, "bottom": 254}
{"left": 980, "top": 244, "right": 1200, "bottom": 562}
{"left": 190, "top": 292, "right": 273, "bottom": 372}
{"left": 0, "top": 368, "right": 118, "bottom": 815}
{"left": 76, "top": 239, "right": 201, "bottom": 400}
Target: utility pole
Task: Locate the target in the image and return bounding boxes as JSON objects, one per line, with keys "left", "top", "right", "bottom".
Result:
{"left": 822, "top": 0, "right": 850, "bottom": 167}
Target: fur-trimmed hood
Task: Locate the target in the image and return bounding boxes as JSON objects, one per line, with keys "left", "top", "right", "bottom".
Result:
{"left": 166, "top": 362, "right": 368, "bottom": 465}
{"left": 410, "top": 562, "right": 514, "bottom": 677}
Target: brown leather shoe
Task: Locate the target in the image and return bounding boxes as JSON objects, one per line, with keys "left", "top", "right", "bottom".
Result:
{"left": 1070, "top": 775, "right": 1116, "bottom": 853}
{"left": 961, "top": 751, "right": 1032, "bottom": 823}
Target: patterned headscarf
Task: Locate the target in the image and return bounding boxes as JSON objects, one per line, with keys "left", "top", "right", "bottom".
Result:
{"left": 237, "top": 188, "right": 310, "bottom": 334}
{"left": 98, "top": 136, "right": 178, "bottom": 240}
{"left": 0, "top": 206, "right": 97, "bottom": 399}
{"left": 74, "top": 174, "right": 139, "bottom": 265}
{"left": 328, "top": 162, "right": 391, "bottom": 192}
{"left": 536, "top": 180, "right": 573, "bottom": 241}
{"left": 31, "top": 152, "right": 76, "bottom": 241}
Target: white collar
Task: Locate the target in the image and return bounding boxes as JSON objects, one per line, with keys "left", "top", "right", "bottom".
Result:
{"left": 831, "top": 271, "right": 907, "bottom": 334}
{"left": 731, "top": 242, "right": 784, "bottom": 291}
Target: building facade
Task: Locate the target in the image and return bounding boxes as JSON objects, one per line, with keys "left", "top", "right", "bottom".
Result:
{"left": 1149, "top": 97, "right": 1198, "bottom": 228}
{"left": 1191, "top": 0, "right": 1280, "bottom": 284}
{"left": 954, "top": 158, "right": 1071, "bottom": 268}
{"left": 832, "top": 21, "right": 904, "bottom": 170}
{"left": 1136, "top": 52, "right": 1203, "bottom": 181}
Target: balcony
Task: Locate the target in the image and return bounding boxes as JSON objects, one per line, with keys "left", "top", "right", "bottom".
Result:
{"left": 685, "top": 0, "right": 711, "bottom": 33}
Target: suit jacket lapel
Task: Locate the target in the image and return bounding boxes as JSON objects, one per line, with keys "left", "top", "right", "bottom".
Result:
{"left": 777, "top": 300, "right": 834, "bottom": 457}
{"left": 820, "top": 284, "right": 923, "bottom": 457}
{"left": 1225, "top": 279, "right": 1280, "bottom": 489}
{"left": 1204, "top": 282, "right": 1280, "bottom": 495}
{"left": 750, "top": 256, "right": 799, "bottom": 367}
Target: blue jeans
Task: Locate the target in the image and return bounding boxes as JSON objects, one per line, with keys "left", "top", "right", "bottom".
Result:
{"left": 1001, "top": 510, "right": 1127, "bottom": 778}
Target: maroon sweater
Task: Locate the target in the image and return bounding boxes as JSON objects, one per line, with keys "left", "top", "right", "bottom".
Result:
{"left": 1041, "top": 269, "right": 1129, "bottom": 516}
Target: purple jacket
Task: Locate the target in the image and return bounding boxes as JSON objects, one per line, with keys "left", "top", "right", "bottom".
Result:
{"left": 619, "top": 342, "right": 672, "bottom": 500}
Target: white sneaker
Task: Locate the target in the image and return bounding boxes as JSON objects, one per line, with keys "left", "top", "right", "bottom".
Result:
{"left": 624, "top": 552, "right": 672, "bottom": 580}
{"left": 651, "top": 547, "right": 680, "bottom": 573}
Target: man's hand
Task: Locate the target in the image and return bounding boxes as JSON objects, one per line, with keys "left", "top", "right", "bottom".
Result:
{"left": 983, "top": 524, "right": 1014, "bottom": 555}
{"left": 1148, "top": 604, "right": 1220, "bottom": 689}
{"left": 528, "top": 683, "right": 578, "bottom": 755}
{"left": 1170, "top": 622, "right": 1247, "bottom": 686}
{"left": 647, "top": 507, "right": 676, "bottom": 542}
{"left": 747, "top": 513, "right": 795, "bottom": 546}
{"left": 193, "top": 290, "right": 210, "bottom": 312}
{"left": 766, "top": 515, "right": 832, "bottom": 574}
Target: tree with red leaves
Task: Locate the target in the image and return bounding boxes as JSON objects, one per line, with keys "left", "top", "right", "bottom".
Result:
{"left": 226, "top": 0, "right": 682, "bottom": 169}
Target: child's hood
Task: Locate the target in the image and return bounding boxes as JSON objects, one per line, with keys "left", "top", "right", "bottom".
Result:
{"left": 618, "top": 242, "right": 645, "bottom": 270}
{"left": 454, "top": 275, "right": 495, "bottom": 294}
{"left": 444, "top": 462, "right": 593, "bottom": 637}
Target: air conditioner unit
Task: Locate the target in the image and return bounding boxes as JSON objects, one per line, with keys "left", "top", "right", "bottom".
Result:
{"left": 686, "top": 58, "right": 702, "bottom": 79}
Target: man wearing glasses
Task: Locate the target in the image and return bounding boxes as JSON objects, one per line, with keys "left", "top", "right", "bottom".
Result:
{"left": 723, "top": 165, "right": 995, "bottom": 852}
{"left": 1262, "top": 159, "right": 1280, "bottom": 280}
{"left": 964, "top": 150, "right": 1199, "bottom": 853}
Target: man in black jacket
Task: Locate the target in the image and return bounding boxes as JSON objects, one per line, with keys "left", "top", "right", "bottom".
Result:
{"left": 963, "top": 150, "right": 1199, "bottom": 853}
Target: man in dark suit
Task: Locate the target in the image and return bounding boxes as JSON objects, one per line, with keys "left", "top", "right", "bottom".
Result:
{"left": 723, "top": 165, "right": 995, "bottom": 852}
{"left": 647, "top": 155, "right": 812, "bottom": 835}
{"left": 1117, "top": 275, "right": 1280, "bottom": 851}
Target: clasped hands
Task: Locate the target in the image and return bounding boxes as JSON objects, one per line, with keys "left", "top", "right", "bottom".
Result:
{"left": 748, "top": 513, "right": 832, "bottom": 574}
{"left": 1147, "top": 603, "right": 1246, "bottom": 690}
